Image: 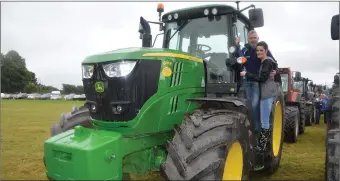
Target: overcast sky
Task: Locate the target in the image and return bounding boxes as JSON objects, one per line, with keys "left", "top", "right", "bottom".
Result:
{"left": 1, "top": 2, "right": 339, "bottom": 89}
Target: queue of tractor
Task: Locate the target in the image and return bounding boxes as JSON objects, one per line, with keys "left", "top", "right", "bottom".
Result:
{"left": 42, "top": 3, "right": 339, "bottom": 181}
{"left": 277, "top": 67, "right": 332, "bottom": 143}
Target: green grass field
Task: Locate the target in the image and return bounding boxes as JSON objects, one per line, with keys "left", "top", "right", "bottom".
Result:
{"left": 1, "top": 99, "right": 327, "bottom": 180}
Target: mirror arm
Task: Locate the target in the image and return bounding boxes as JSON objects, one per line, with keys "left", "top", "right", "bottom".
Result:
{"left": 152, "top": 33, "right": 164, "bottom": 47}
{"left": 147, "top": 21, "right": 165, "bottom": 31}
{"left": 239, "top": 4, "right": 255, "bottom": 13}
{"left": 147, "top": 21, "right": 163, "bottom": 25}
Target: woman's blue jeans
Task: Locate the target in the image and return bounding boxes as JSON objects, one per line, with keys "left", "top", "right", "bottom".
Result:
{"left": 260, "top": 97, "right": 275, "bottom": 129}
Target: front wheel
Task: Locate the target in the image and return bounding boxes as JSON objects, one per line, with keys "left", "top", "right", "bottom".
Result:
{"left": 315, "top": 108, "right": 321, "bottom": 124}
{"left": 50, "top": 105, "right": 92, "bottom": 137}
{"left": 305, "top": 105, "right": 313, "bottom": 126}
{"left": 325, "top": 129, "right": 340, "bottom": 181}
{"left": 160, "top": 107, "right": 250, "bottom": 180}
{"left": 284, "top": 106, "right": 300, "bottom": 143}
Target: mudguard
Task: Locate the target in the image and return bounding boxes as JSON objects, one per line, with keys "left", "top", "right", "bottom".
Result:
{"left": 186, "top": 97, "right": 253, "bottom": 119}
{"left": 187, "top": 97, "right": 248, "bottom": 108}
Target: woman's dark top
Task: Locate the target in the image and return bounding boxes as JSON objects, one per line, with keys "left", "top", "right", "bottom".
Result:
{"left": 245, "top": 58, "right": 278, "bottom": 99}
{"left": 245, "top": 58, "right": 273, "bottom": 83}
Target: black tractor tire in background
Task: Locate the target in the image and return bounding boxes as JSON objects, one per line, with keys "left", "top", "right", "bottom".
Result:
{"left": 305, "top": 104, "right": 313, "bottom": 126}
{"left": 284, "top": 106, "right": 300, "bottom": 143}
{"left": 298, "top": 98, "right": 306, "bottom": 134}
{"left": 311, "top": 105, "right": 316, "bottom": 125}
{"left": 325, "top": 129, "right": 340, "bottom": 181}
{"left": 328, "top": 90, "right": 340, "bottom": 132}
{"left": 324, "top": 90, "right": 340, "bottom": 181}
{"left": 160, "top": 104, "right": 251, "bottom": 180}
{"left": 315, "top": 108, "right": 321, "bottom": 124}
{"left": 50, "top": 105, "right": 92, "bottom": 137}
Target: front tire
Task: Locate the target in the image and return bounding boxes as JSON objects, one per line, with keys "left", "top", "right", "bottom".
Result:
{"left": 305, "top": 104, "right": 313, "bottom": 126}
{"left": 325, "top": 129, "right": 340, "bottom": 181}
{"left": 284, "top": 106, "right": 299, "bottom": 143}
{"left": 160, "top": 107, "right": 250, "bottom": 180}
{"left": 299, "top": 98, "right": 306, "bottom": 134}
{"left": 50, "top": 105, "right": 92, "bottom": 137}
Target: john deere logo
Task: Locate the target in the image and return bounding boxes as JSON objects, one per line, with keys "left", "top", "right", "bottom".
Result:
{"left": 95, "top": 82, "right": 104, "bottom": 93}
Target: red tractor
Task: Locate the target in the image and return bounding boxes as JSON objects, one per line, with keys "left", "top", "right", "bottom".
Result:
{"left": 278, "top": 67, "right": 305, "bottom": 143}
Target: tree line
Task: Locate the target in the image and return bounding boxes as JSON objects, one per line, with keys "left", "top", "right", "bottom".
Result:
{"left": 1, "top": 50, "right": 84, "bottom": 94}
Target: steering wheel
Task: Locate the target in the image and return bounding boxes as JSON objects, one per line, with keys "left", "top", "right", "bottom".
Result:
{"left": 196, "top": 44, "right": 212, "bottom": 53}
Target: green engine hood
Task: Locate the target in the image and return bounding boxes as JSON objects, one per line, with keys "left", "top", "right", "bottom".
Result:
{"left": 82, "top": 47, "right": 203, "bottom": 64}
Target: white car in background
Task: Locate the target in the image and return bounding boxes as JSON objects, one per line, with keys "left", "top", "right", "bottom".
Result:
{"left": 64, "top": 93, "right": 76, "bottom": 100}
{"left": 50, "top": 93, "right": 62, "bottom": 100}
{"left": 27, "top": 93, "right": 41, "bottom": 100}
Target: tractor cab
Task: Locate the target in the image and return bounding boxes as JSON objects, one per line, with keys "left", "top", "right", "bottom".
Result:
{"left": 278, "top": 68, "right": 303, "bottom": 102}
{"left": 139, "top": 3, "right": 264, "bottom": 96}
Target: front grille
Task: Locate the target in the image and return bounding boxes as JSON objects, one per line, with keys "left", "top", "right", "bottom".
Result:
{"left": 83, "top": 59, "right": 161, "bottom": 122}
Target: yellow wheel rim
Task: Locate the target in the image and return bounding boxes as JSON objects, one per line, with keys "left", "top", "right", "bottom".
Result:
{"left": 222, "top": 142, "right": 243, "bottom": 180}
{"left": 272, "top": 101, "right": 283, "bottom": 157}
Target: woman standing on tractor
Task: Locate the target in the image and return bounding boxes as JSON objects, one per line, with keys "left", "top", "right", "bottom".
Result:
{"left": 240, "top": 41, "right": 278, "bottom": 170}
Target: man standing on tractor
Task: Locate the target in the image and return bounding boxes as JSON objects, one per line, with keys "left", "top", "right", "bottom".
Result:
{"left": 234, "top": 30, "right": 277, "bottom": 135}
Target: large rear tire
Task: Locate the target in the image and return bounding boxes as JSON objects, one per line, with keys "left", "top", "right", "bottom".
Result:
{"left": 298, "top": 98, "right": 306, "bottom": 134}
{"left": 50, "top": 106, "right": 92, "bottom": 137}
{"left": 160, "top": 105, "right": 251, "bottom": 180}
{"left": 262, "top": 95, "right": 285, "bottom": 174}
{"left": 328, "top": 91, "right": 340, "bottom": 132}
{"left": 325, "top": 129, "right": 340, "bottom": 181}
{"left": 284, "top": 106, "right": 299, "bottom": 143}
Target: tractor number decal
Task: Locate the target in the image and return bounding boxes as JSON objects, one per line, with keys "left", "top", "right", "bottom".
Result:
{"left": 95, "top": 81, "right": 104, "bottom": 93}
{"left": 162, "top": 67, "right": 172, "bottom": 77}
{"left": 163, "top": 61, "right": 173, "bottom": 66}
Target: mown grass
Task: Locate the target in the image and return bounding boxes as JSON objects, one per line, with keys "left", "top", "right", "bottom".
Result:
{"left": 1, "top": 99, "right": 327, "bottom": 180}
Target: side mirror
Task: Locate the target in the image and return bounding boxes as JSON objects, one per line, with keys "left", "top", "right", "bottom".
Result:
{"left": 294, "top": 71, "right": 302, "bottom": 81}
{"left": 334, "top": 73, "right": 339, "bottom": 85}
{"left": 248, "top": 8, "right": 264, "bottom": 28}
{"left": 331, "top": 14, "right": 339, "bottom": 40}
{"left": 138, "top": 23, "right": 144, "bottom": 39}
{"left": 139, "top": 16, "right": 152, "bottom": 47}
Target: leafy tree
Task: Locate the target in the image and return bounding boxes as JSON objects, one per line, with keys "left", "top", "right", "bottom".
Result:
{"left": 62, "top": 84, "right": 84, "bottom": 94}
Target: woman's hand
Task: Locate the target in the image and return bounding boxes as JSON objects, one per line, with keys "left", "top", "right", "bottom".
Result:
{"left": 240, "top": 71, "right": 247, "bottom": 76}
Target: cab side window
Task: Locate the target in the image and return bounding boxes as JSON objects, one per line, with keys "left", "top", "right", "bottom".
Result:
{"left": 235, "top": 19, "right": 248, "bottom": 49}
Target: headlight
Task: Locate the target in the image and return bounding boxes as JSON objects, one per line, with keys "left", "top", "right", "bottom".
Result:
{"left": 82, "top": 65, "right": 94, "bottom": 79}
{"left": 102, "top": 61, "right": 136, "bottom": 77}
{"left": 316, "top": 98, "right": 320, "bottom": 101}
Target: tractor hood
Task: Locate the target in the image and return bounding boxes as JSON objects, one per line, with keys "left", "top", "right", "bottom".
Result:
{"left": 82, "top": 47, "right": 202, "bottom": 64}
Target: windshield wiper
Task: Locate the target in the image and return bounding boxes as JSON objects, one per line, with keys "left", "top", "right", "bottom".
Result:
{"left": 167, "top": 19, "right": 191, "bottom": 43}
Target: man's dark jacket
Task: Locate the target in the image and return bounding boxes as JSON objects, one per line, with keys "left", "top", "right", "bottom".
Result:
{"left": 235, "top": 43, "right": 281, "bottom": 84}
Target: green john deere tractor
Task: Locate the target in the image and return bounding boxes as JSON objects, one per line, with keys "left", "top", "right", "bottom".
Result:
{"left": 44, "top": 3, "right": 285, "bottom": 180}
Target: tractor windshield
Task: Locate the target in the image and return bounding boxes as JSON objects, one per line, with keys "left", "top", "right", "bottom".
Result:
{"left": 293, "top": 81, "right": 304, "bottom": 92}
{"left": 164, "top": 15, "right": 234, "bottom": 83}
{"left": 280, "top": 74, "right": 289, "bottom": 92}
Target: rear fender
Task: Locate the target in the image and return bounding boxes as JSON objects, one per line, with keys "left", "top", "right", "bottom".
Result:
{"left": 186, "top": 97, "right": 252, "bottom": 120}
